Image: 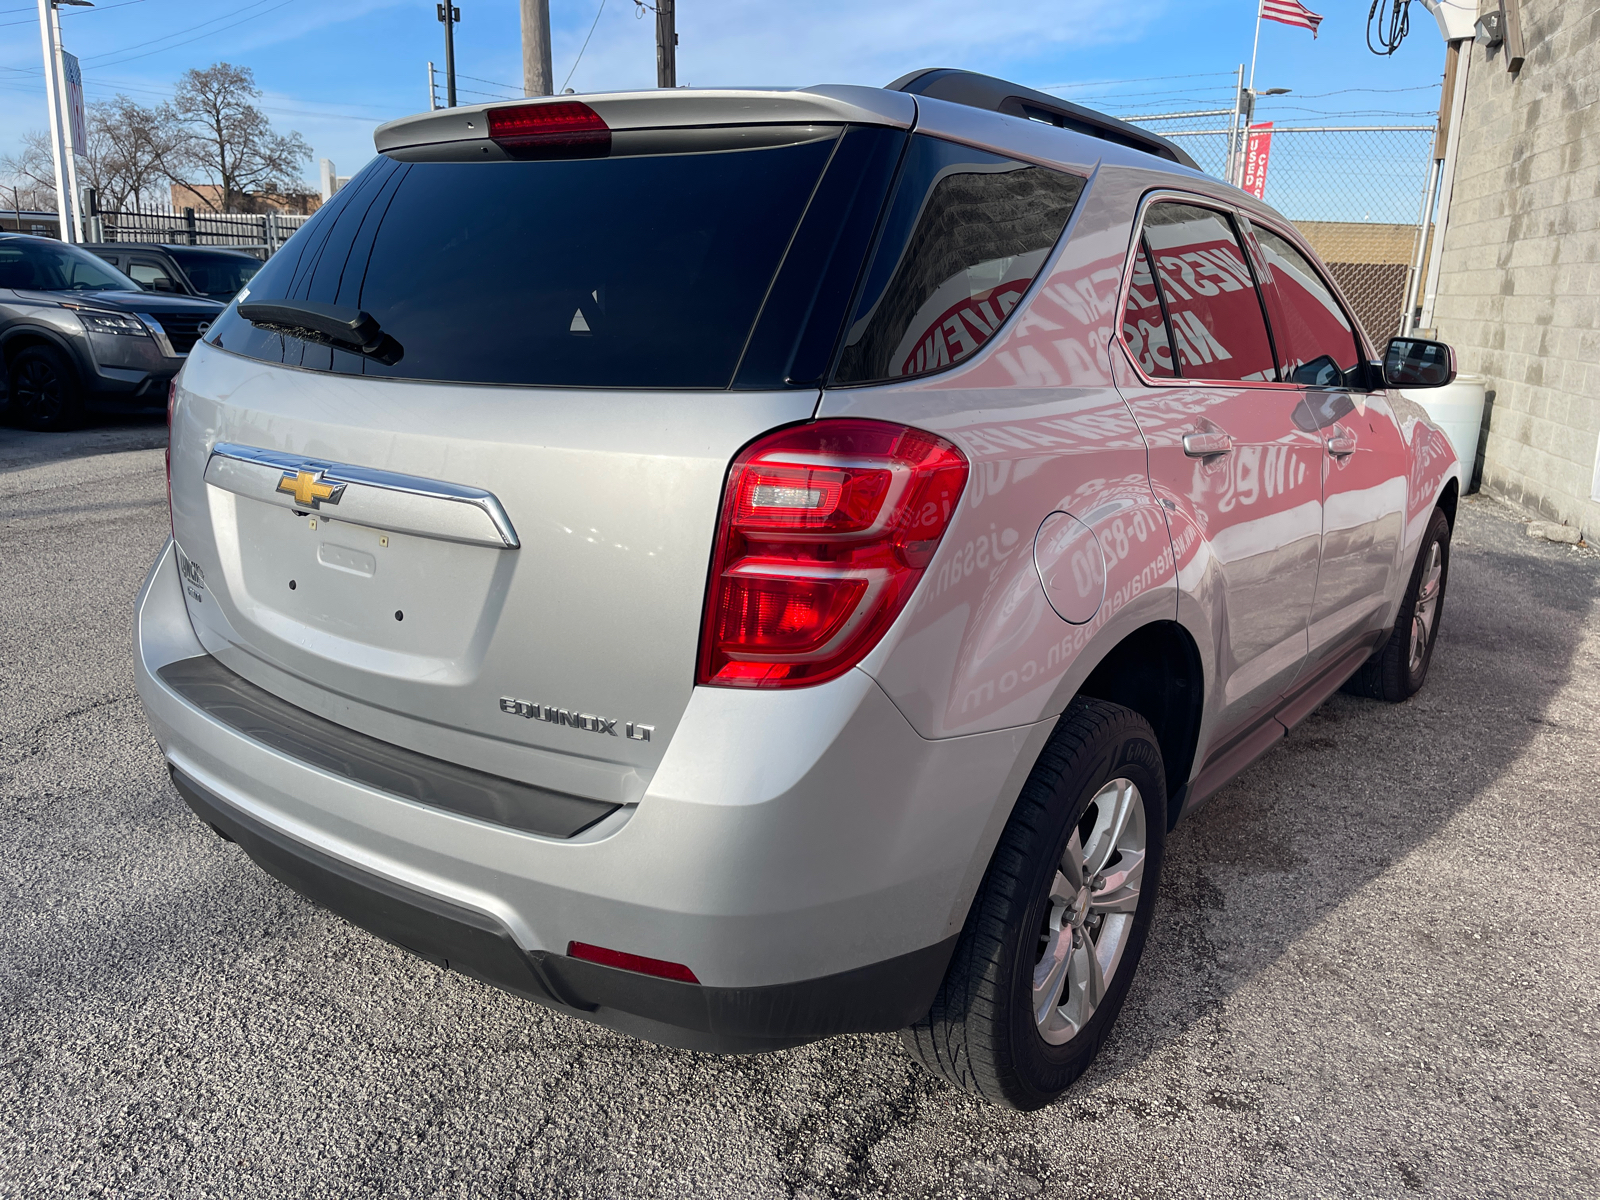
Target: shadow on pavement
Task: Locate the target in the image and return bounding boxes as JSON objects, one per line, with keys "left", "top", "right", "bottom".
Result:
{"left": 1097, "top": 495, "right": 1600, "bottom": 1085}
{"left": 0, "top": 413, "right": 167, "bottom": 474}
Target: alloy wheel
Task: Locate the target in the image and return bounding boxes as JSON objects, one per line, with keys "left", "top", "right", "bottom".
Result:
{"left": 1032, "top": 777, "right": 1147, "bottom": 1044}
{"left": 1409, "top": 540, "right": 1443, "bottom": 674}
{"left": 14, "top": 357, "right": 66, "bottom": 426}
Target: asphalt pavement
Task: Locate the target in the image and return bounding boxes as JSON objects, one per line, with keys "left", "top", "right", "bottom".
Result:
{"left": 1, "top": 425, "right": 1596, "bottom": 1199}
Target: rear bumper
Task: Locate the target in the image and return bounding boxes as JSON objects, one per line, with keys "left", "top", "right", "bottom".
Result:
{"left": 134, "top": 539, "right": 1052, "bottom": 1051}
{"left": 172, "top": 765, "right": 953, "bottom": 1052}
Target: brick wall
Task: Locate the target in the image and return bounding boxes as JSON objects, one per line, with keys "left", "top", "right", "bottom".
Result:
{"left": 1431, "top": 0, "right": 1600, "bottom": 537}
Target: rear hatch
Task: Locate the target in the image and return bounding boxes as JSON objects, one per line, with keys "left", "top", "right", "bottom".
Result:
{"left": 168, "top": 91, "right": 910, "bottom": 796}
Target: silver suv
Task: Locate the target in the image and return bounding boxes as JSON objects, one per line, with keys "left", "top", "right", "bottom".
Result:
{"left": 134, "top": 70, "right": 1462, "bottom": 1109}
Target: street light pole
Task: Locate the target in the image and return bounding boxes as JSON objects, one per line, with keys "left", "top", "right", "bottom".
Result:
{"left": 437, "top": 3, "right": 460, "bottom": 108}
{"left": 35, "top": 0, "right": 73, "bottom": 241}
{"left": 49, "top": 0, "right": 87, "bottom": 241}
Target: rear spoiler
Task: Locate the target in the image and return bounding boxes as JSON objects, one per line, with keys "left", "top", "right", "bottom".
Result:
{"left": 887, "top": 68, "right": 1200, "bottom": 172}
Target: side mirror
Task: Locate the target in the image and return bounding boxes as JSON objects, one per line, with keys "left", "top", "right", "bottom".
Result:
{"left": 1384, "top": 337, "right": 1456, "bottom": 388}
{"left": 150, "top": 276, "right": 178, "bottom": 293}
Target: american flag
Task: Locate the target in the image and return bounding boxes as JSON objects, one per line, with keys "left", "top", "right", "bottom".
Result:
{"left": 1261, "top": 0, "right": 1324, "bottom": 37}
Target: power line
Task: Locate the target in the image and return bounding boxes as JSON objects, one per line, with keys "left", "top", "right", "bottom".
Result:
{"left": 80, "top": 0, "right": 283, "bottom": 65}
{"left": 0, "top": 0, "right": 148, "bottom": 29}
{"left": 561, "top": 0, "right": 607, "bottom": 93}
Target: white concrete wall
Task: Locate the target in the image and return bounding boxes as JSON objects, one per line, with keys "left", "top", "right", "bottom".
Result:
{"left": 1431, "top": 0, "right": 1600, "bottom": 537}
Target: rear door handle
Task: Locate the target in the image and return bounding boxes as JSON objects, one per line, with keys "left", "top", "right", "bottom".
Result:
{"left": 1182, "top": 431, "right": 1234, "bottom": 457}
{"left": 1325, "top": 431, "right": 1358, "bottom": 457}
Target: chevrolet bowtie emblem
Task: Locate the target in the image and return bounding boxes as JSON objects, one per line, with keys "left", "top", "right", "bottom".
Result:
{"left": 276, "top": 468, "right": 346, "bottom": 509}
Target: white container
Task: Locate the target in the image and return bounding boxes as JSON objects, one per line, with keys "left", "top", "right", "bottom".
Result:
{"left": 1403, "top": 373, "right": 1487, "bottom": 467}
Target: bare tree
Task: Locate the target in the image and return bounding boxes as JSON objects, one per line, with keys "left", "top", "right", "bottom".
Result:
{"left": 170, "top": 63, "right": 311, "bottom": 212}
{"left": 0, "top": 130, "right": 59, "bottom": 212}
{"left": 82, "top": 97, "right": 187, "bottom": 211}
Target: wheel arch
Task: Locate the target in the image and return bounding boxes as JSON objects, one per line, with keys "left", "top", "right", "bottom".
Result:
{"left": 1, "top": 325, "right": 85, "bottom": 382}
{"left": 1436, "top": 475, "right": 1459, "bottom": 529}
{"left": 1073, "top": 619, "right": 1205, "bottom": 830}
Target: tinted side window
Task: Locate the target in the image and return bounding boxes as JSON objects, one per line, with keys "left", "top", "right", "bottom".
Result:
{"left": 1143, "top": 203, "right": 1276, "bottom": 383}
{"left": 1252, "top": 226, "right": 1363, "bottom": 387}
{"left": 1121, "top": 240, "right": 1175, "bottom": 378}
{"left": 128, "top": 259, "right": 180, "bottom": 291}
{"left": 832, "top": 137, "right": 1086, "bottom": 384}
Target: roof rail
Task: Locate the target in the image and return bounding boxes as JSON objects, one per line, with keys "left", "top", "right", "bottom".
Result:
{"left": 886, "top": 68, "right": 1200, "bottom": 172}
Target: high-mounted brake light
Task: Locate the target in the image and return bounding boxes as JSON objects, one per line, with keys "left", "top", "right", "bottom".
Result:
{"left": 698, "top": 419, "right": 969, "bottom": 689}
{"left": 486, "top": 101, "right": 610, "bottom": 156}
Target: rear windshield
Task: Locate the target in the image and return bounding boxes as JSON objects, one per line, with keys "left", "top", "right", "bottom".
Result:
{"left": 205, "top": 131, "right": 895, "bottom": 390}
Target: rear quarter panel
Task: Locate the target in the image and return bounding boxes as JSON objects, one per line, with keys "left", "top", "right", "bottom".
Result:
{"left": 822, "top": 162, "right": 1182, "bottom": 740}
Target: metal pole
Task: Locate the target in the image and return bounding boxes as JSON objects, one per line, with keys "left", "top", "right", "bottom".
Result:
{"left": 1247, "top": 0, "right": 1264, "bottom": 92}
{"left": 1226, "top": 64, "right": 1244, "bottom": 186}
{"left": 438, "top": 3, "right": 459, "bottom": 108}
{"left": 36, "top": 0, "right": 74, "bottom": 242}
{"left": 520, "top": 0, "right": 552, "bottom": 96}
{"left": 1401, "top": 156, "right": 1441, "bottom": 335}
{"left": 51, "top": 2, "right": 83, "bottom": 242}
{"left": 1419, "top": 41, "right": 1470, "bottom": 331}
{"left": 655, "top": 0, "right": 676, "bottom": 88}
{"left": 427, "top": 61, "right": 437, "bottom": 110}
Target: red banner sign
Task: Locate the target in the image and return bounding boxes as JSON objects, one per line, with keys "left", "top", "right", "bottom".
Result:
{"left": 1241, "top": 122, "right": 1273, "bottom": 200}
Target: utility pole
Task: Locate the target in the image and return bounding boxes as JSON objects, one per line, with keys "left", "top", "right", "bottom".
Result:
{"left": 520, "top": 0, "right": 552, "bottom": 96}
{"left": 655, "top": 0, "right": 676, "bottom": 88}
{"left": 437, "top": 2, "right": 459, "bottom": 108}
{"left": 427, "top": 61, "right": 438, "bottom": 110}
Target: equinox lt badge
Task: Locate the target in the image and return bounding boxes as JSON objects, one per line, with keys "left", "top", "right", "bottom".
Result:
{"left": 501, "top": 697, "right": 652, "bottom": 741}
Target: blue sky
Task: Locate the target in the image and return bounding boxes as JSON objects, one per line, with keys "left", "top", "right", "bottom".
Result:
{"left": 1, "top": 0, "right": 1449, "bottom": 194}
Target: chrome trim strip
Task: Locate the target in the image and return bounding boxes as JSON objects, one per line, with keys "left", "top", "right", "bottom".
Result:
{"left": 203, "top": 442, "right": 520, "bottom": 549}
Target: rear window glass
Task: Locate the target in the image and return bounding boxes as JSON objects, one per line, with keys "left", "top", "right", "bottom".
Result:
{"left": 1121, "top": 240, "right": 1175, "bottom": 379}
{"left": 832, "top": 136, "right": 1084, "bottom": 385}
{"left": 1141, "top": 202, "right": 1275, "bottom": 383}
{"left": 174, "top": 252, "right": 260, "bottom": 299}
{"left": 205, "top": 134, "right": 857, "bottom": 390}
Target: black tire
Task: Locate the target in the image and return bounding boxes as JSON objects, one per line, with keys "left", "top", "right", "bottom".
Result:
{"left": 8, "top": 344, "right": 84, "bottom": 431}
{"left": 1342, "top": 506, "right": 1451, "bottom": 703}
{"left": 901, "top": 696, "right": 1167, "bottom": 1110}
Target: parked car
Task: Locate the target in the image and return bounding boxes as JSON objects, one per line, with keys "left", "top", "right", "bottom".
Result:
{"left": 83, "top": 242, "right": 262, "bottom": 304}
{"left": 0, "top": 234, "right": 224, "bottom": 429}
{"left": 133, "top": 71, "right": 1463, "bottom": 1109}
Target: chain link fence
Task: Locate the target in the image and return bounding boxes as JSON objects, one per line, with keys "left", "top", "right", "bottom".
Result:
{"left": 88, "top": 206, "right": 312, "bottom": 259}
{"left": 1124, "top": 111, "right": 1437, "bottom": 342}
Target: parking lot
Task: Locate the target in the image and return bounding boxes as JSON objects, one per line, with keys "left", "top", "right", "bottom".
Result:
{"left": 1, "top": 424, "right": 1596, "bottom": 1200}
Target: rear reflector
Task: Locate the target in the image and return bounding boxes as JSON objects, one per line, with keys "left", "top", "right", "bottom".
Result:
{"left": 567, "top": 941, "right": 700, "bottom": 984}
{"left": 487, "top": 101, "right": 610, "bottom": 156}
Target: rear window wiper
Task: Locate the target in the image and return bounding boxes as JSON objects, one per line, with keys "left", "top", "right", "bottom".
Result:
{"left": 237, "top": 298, "right": 403, "bottom": 365}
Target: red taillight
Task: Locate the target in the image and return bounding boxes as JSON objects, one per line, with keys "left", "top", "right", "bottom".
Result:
{"left": 165, "top": 378, "right": 176, "bottom": 535}
{"left": 567, "top": 941, "right": 699, "bottom": 984}
{"left": 486, "top": 101, "right": 610, "bottom": 156}
{"left": 697, "top": 419, "right": 969, "bottom": 689}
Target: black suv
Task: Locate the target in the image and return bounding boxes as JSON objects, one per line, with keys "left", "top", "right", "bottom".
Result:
{"left": 84, "top": 242, "right": 262, "bottom": 304}
{"left": 0, "top": 234, "right": 224, "bottom": 429}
